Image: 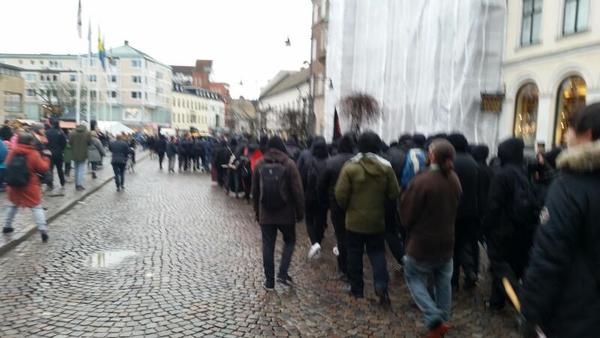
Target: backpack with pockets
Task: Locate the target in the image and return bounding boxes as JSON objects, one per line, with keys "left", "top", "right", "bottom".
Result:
{"left": 259, "top": 159, "right": 287, "bottom": 211}
{"left": 508, "top": 167, "right": 542, "bottom": 227}
{"left": 5, "top": 153, "right": 30, "bottom": 187}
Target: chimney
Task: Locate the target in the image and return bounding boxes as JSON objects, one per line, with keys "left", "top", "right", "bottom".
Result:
{"left": 124, "top": 40, "right": 129, "bottom": 46}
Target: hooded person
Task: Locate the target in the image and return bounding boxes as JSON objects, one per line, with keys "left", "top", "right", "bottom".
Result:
{"left": 520, "top": 103, "right": 600, "bottom": 337}
{"left": 318, "top": 133, "right": 355, "bottom": 279}
{"left": 69, "top": 123, "right": 92, "bottom": 191}
{"left": 484, "top": 137, "right": 541, "bottom": 311}
{"left": 285, "top": 136, "right": 302, "bottom": 161}
{"left": 45, "top": 118, "right": 67, "bottom": 193}
{"left": 2, "top": 132, "right": 51, "bottom": 242}
{"left": 304, "top": 136, "right": 329, "bottom": 259}
{"left": 335, "top": 131, "right": 401, "bottom": 306}
{"left": 447, "top": 133, "right": 480, "bottom": 290}
{"left": 252, "top": 136, "right": 304, "bottom": 290}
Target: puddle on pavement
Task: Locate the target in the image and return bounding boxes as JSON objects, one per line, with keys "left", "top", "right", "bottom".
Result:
{"left": 87, "top": 250, "right": 137, "bottom": 268}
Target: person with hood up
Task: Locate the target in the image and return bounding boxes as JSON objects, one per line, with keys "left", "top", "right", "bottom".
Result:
{"left": 335, "top": 131, "right": 400, "bottom": 306}
{"left": 88, "top": 131, "right": 106, "bottom": 180}
{"left": 285, "top": 136, "right": 301, "bottom": 161}
{"left": 252, "top": 136, "right": 304, "bottom": 290}
{"left": 484, "top": 137, "right": 541, "bottom": 311}
{"left": 318, "top": 133, "right": 355, "bottom": 280}
{"left": 166, "top": 136, "right": 178, "bottom": 173}
{"left": 250, "top": 135, "right": 268, "bottom": 173}
{"left": 470, "top": 144, "right": 494, "bottom": 278}
{"left": 155, "top": 133, "right": 167, "bottom": 170}
{"left": 383, "top": 138, "right": 408, "bottom": 269}
{"left": 109, "top": 134, "right": 132, "bottom": 192}
{"left": 2, "top": 133, "right": 51, "bottom": 242}
{"left": 400, "top": 139, "right": 462, "bottom": 338}
{"left": 304, "top": 136, "right": 329, "bottom": 259}
{"left": 69, "top": 123, "right": 91, "bottom": 191}
{"left": 446, "top": 133, "right": 480, "bottom": 290}
{"left": 520, "top": 104, "right": 600, "bottom": 337}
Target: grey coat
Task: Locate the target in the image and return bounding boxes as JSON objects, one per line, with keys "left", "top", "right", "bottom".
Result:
{"left": 88, "top": 137, "right": 106, "bottom": 163}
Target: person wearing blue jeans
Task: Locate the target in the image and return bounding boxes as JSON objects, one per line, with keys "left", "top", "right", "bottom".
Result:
{"left": 74, "top": 160, "right": 86, "bottom": 189}
{"left": 403, "top": 256, "right": 453, "bottom": 328}
{"left": 400, "top": 139, "right": 462, "bottom": 337}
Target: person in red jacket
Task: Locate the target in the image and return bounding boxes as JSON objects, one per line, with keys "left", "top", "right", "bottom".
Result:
{"left": 2, "top": 133, "right": 51, "bottom": 242}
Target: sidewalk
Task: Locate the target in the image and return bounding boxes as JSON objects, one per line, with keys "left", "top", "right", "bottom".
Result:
{"left": 0, "top": 150, "right": 149, "bottom": 255}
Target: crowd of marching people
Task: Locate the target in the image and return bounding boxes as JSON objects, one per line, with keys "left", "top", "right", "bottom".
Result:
{"left": 0, "top": 119, "right": 139, "bottom": 242}
{"left": 211, "top": 103, "right": 600, "bottom": 338}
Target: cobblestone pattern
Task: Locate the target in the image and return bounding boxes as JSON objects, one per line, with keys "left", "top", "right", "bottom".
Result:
{"left": 0, "top": 158, "right": 520, "bottom": 337}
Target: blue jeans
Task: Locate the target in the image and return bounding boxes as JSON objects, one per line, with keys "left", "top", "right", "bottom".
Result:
{"left": 74, "top": 161, "right": 86, "bottom": 187}
{"left": 346, "top": 231, "right": 389, "bottom": 296}
{"left": 4, "top": 203, "right": 48, "bottom": 232}
{"left": 403, "top": 256, "right": 453, "bottom": 328}
{"left": 112, "top": 163, "right": 126, "bottom": 188}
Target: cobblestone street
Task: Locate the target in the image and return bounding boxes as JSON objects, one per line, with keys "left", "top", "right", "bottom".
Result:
{"left": 0, "top": 159, "right": 520, "bottom": 337}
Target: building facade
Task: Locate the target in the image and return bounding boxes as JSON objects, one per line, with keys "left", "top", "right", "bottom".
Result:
{"left": 229, "top": 98, "right": 257, "bottom": 135}
{"left": 258, "top": 69, "right": 310, "bottom": 137}
{"left": 501, "top": 0, "right": 599, "bottom": 149}
{"left": 0, "top": 63, "right": 25, "bottom": 121}
{"left": 310, "top": 0, "right": 329, "bottom": 136}
{"left": 171, "top": 84, "right": 225, "bottom": 134}
{"left": 0, "top": 41, "right": 173, "bottom": 128}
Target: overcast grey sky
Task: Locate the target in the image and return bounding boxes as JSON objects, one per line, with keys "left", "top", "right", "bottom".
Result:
{"left": 0, "top": 0, "right": 312, "bottom": 99}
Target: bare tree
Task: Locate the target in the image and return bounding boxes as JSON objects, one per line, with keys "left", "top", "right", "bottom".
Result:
{"left": 339, "top": 93, "right": 381, "bottom": 135}
{"left": 32, "top": 81, "right": 88, "bottom": 119}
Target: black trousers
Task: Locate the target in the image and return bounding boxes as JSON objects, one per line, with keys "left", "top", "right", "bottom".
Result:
{"left": 261, "top": 223, "right": 296, "bottom": 286}
{"left": 452, "top": 218, "right": 479, "bottom": 287}
{"left": 305, "top": 202, "right": 327, "bottom": 245}
{"left": 330, "top": 205, "right": 348, "bottom": 275}
{"left": 112, "top": 163, "right": 126, "bottom": 187}
{"left": 158, "top": 152, "right": 165, "bottom": 169}
{"left": 50, "top": 155, "right": 65, "bottom": 187}
{"left": 346, "top": 231, "right": 389, "bottom": 296}
{"left": 384, "top": 202, "right": 405, "bottom": 265}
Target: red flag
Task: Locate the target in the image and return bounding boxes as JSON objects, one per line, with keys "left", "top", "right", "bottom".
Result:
{"left": 333, "top": 108, "right": 341, "bottom": 141}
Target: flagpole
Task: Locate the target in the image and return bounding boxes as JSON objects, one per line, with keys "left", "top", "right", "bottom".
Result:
{"left": 76, "top": 0, "right": 82, "bottom": 125}
{"left": 86, "top": 20, "right": 91, "bottom": 125}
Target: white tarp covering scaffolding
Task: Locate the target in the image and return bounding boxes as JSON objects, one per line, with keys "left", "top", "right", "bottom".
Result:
{"left": 325, "top": 0, "right": 506, "bottom": 149}
{"left": 96, "top": 121, "right": 134, "bottom": 135}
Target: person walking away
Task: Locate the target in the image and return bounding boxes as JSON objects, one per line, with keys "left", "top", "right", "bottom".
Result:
{"left": 470, "top": 144, "right": 494, "bottom": 280}
{"left": 155, "top": 134, "right": 167, "bottom": 170}
{"left": 400, "top": 135, "right": 427, "bottom": 189}
{"left": 45, "top": 119, "right": 67, "bottom": 195}
{"left": 446, "top": 133, "right": 480, "bottom": 290}
{"left": 518, "top": 104, "right": 600, "bottom": 337}
{"left": 252, "top": 136, "right": 304, "bottom": 290}
{"left": 166, "top": 136, "right": 178, "bottom": 173}
{"left": 2, "top": 133, "right": 51, "bottom": 242}
{"left": 383, "top": 139, "right": 408, "bottom": 269}
{"left": 250, "top": 136, "right": 267, "bottom": 173}
{"left": 69, "top": 124, "right": 91, "bottom": 191}
{"left": 335, "top": 131, "right": 400, "bottom": 306}
{"left": 0, "top": 140, "right": 8, "bottom": 192}
{"left": 109, "top": 134, "right": 131, "bottom": 192}
{"left": 400, "top": 139, "right": 462, "bottom": 338}
{"left": 31, "top": 124, "right": 53, "bottom": 193}
{"left": 484, "top": 138, "right": 541, "bottom": 311}
{"left": 88, "top": 131, "right": 106, "bottom": 180}
{"left": 63, "top": 132, "right": 73, "bottom": 181}
{"left": 318, "top": 133, "right": 355, "bottom": 280}
{"left": 285, "top": 136, "right": 302, "bottom": 161}
{"left": 305, "top": 137, "right": 329, "bottom": 259}
{"left": 128, "top": 137, "right": 137, "bottom": 165}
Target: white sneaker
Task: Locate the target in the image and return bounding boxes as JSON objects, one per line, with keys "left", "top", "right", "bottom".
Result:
{"left": 308, "top": 243, "right": 321, "bottom": 260}
{"left": 333, "top": 246, "right": 340, "bottom": 257}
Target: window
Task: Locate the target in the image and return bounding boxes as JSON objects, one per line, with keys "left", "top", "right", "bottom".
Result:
{"left": 70, "top": 74, "right": 77, "bottom": 82}
{"left": 131, "top": 91, "right": 142, "bottom": 99}
{"left": 25, "top": 74, "right": 36, "bottom": 82}
{"left": 26, "top": 89, "right": 35, "bottom": 96}
{"left": 90, "top": 90, "right": 97, "bottom": 100}
{"left": 132, "top": 76, "right": 142, "bottom": 83}
{"left": 40, "top": 60, "right": 44, "bottom": 65}
{"left": 131, "top": 59, "right": 142, "bottom": 67}
{"left": 145, "top": 92, "right": 148, "bottom": 100}
{"left": 156, "top": 71, "right": 163, "bottom": 80}
{"left": 563, "top": 0, "right": 589, "bottom": 35}
{"left": 89, "top": 75, "right": 97, "bottom": 82}
{"left": 30, "top": 60, "right": 34, "bottom": 65}
{"left": 110, "top": 75, "right": 117, "bottom": 83}
{"left": 555, "top": 76, "right": 586, "bottom": 146}
{"left": 4, "top": 93, "right": 21, "bottom": 112}
{"left": 52, "top": 75, "right": 58, "bottom": 81}
{"left": 514, "top": 83, "right": 539, "bottom": 148}
{"left": 521, "top": 0, "right": 542, "bottom": 46}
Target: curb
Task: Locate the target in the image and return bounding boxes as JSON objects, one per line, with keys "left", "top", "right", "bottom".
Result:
{"left": 0, "top": 153, "right": 149, "bottom": 256}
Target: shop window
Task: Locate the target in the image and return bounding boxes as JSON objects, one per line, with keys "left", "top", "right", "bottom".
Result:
{"left": 514, "top": 83, "right": 539, "bottom": 148}
{"left": 555, "top": 76, "right": 586, "bottom": 146}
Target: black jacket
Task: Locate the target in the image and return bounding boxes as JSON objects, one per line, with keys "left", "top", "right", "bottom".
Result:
{"left": 453, "top": 152, "right": 479, "bottom": 221}
{"left": 45, "top": 127, "right": 67, "bottom": 157}
{"left": 166, "top": 142, "right": 178, "bottom": 157}
{"left": 155, "top": 137, "right": 167, "bottom": 154}
{"left": 109, "top": 140, "right": 131, "bottom": 165}
{"left": 384, "top": 146, "right": 406, "bottom": 184}
{"left": 522, "top": 140, "right": 600, "bottom": 337}
{"left": 305, "top": 139, "right": 329, "bottom": 206}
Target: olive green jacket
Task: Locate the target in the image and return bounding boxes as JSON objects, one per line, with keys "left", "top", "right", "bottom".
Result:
{"left": 335, "top": 153, "right": 401, "bottom": 234}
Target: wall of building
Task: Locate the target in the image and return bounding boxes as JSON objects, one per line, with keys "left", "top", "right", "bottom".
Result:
{"left": 502, "top": 0, "right": 600, "bottom": 148}
{"left": 0, "top": 67, "right": 25, "bottom": 121}
{"left": 258, "top": 82, "right": 310, "bottom": 134}
{"left": 171, "top": 91, "right": 210, "bottom": 133}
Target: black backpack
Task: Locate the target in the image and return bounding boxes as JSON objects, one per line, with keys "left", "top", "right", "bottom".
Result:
{"left": 5, "top": 153, "right": 30, "bottom": 188}
{"left": 259, "top": 160, "right": 287, "bottom": 211}
{"left": 509, "top": 168, "right": 542, "bottom": 227}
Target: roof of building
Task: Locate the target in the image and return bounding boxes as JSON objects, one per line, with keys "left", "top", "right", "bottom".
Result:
{"left": 171, "top": 65, "right": 194, "bottom": 75}
{"left": 108, "top": 42, "right": 171, "bottom": 69}
{"left": 0, "top": 63, "right": 24, "bottom": 71}
{"left": 172, "top": 83, "right": 225, "bottom": 102}
{"left": 259, "top": 68, "right": 310, "bottom": 99}
{"left": 0, "top": 53, "right": 79, "bottom": 59}
{"left": 230, "top": 99, "right": 257, "bottom": 120}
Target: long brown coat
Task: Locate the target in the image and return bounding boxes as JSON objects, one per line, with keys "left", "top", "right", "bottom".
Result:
{"left": 252, "top": 149, "right": 304, "bottom": 225}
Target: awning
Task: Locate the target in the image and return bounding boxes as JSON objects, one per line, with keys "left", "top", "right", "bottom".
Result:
{"left": 96, "top": 121, "right": 134, "bottom": 135}
{"left": 59, "top": 121, "right": 77, "bottom": 129}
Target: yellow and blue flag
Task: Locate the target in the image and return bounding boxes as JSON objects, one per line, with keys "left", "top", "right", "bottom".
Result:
{"left": 98, "top": 32, "right": 106, "bottom": 70}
